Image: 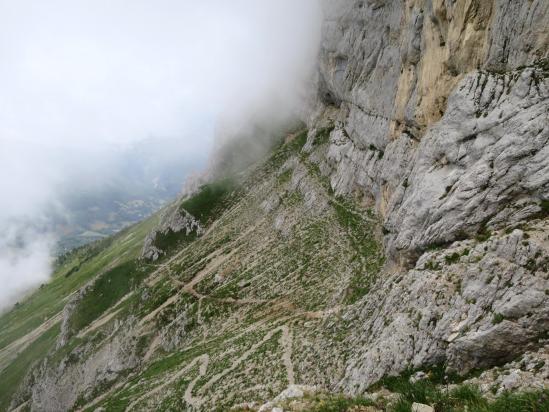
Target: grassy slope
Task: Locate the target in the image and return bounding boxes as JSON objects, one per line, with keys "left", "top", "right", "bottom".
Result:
{"left": 1, "top": 129, "right": 543, "bottom": 411}
{"left": 0, "top": 324, "right": 60, "bottom": 411}
{"left": 69, "top": 131, "right": 388, "bottom": 411}
{"left": 0, "top": 214, "right": 158, "bottom": 410}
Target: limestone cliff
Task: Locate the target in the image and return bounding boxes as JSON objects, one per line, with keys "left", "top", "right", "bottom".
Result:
{"left": 304, "top": 0, "right": 549, "bottom": 393}
{"left": 311, "top": 0, "right": 548, "bottom": 262}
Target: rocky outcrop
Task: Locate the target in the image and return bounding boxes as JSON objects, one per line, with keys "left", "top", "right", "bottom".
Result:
{"left": 385, "top": 66, "right": 548, "bottom": 263}
{"left": 56, "top": 281, "right": 94, "bottom": 349}
{"left": 141, "top": 202, "right": 203, "bottom": 261}
{"left": 310, "top": 0, "right": 548, "bottom": 264}
{"left": 338, "top": 221, "right": 548, "bottom": 391}
{"left": 29, "top": 318, "right": 142, "bottom": 412}
{"left": 463, "top": 347, "right": 549, "bottom": 395}
{"left": 307, "top": 0, "right": 549, "bottom": 393}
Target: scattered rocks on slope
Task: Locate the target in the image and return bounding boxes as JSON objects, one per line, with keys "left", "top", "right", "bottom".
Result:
{"left": 462, "top": 347, "right": 549, "bottom": 396}
{"left": 339, "top": 222, "right": 549, "bottom": 391}
{"left": 411, "top": 403, "right": 434, "bottom": 412}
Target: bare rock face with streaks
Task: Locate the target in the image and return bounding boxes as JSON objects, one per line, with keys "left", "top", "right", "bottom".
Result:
{"left": 307, "top": 0, "right": 549, "bottom": 394}
{"left": 338, "top": 221, "right": 548, "bottom": 391}
{"left": 313, "top": 0, "right": 548, "bottom": 262}
{"left": 30, "top": 318, "right": 142, "bottom": 412}
{"left": 141, "top": 202, "right": 203, "bottom": 261}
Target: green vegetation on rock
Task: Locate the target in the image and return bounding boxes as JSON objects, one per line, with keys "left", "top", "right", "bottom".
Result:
{"left": 368, "top": 368, "right": 549, "bottom": 412}
{"left": 180, "top": 178, "right": 237, "bottom": 224}
{"left": 69, "top": 259, "right": 152, "bottom": 332}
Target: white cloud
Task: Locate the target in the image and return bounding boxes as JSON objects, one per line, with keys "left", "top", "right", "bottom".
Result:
{"left": 0, "top": 225, "right": 55, "bottom": 312}
{"left": 0, "top": 0, "right": 322, "bottom": 309}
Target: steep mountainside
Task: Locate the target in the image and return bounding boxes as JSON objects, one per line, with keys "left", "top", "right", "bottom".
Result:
{"left": 0, "top": 1, "right": 548, "bottom": 411}
{"left": 308, "top": 0, "right": 549, "bottom": 391}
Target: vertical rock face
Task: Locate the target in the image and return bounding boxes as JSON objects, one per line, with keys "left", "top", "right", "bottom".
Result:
{"left": 307, "top": 0, "right": 549, "bottom": 391}
{"left": 386, "top": 67, "right": 548, "bottom": 261}
{"left": 30, "top": 319, "right": 142, "bottom": 412}
{"left": 141, "top": 202, "right": 204, "bottom": 261}
{"left": 310, "top": 0, "right": 548, "bottom": 263}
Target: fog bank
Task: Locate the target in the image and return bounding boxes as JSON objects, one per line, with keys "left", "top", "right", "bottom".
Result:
{"left": 0, "top": 0, "right": 322, "bottom": 311}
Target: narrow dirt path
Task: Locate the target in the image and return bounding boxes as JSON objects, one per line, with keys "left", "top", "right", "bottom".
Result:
{"left": 280, "top": 325, "right": 295, "bottom": 385}
{"left": 196, "top": 325, "right": 292, "bottom": 399}
{"left": 143, "top": 334, "right": 162, "bottom": 362}
{"left": 183, "top": 354, "right": 210, "bottom": 407}
{"left": 141, "top": 247, "right": 240, "bottom": 326}
{"left": 116, "top": 301, "right": 336, "bottom": 411}
{"left": 0, "top": 312, "right": 62, "bottom": 372}
{"left": 141, "top": 217, "right": 265, "bottom": 325}
{"left": 77, "top": 378, "right": 130, "bottom": 412}
{"left": 125, "top": 321, "right": 294, "bottom": 410}
{"left": 145, "top": 240, "right": 201, "bottom": 287}
{"left": 10, "top": 400, "right": 29, "bottom": 412}
{"left": 143, "top": 214, "right": 260, "bottom": 289}
{"left": 183, "top": 249, "right": 237, "bottom": 297}
{"left": 302, "top": 305, "right": 342, "bottom": 319}
{"left": 76, "top": 307, "right": 122, "bottom": 339}
{"left": 125, "top": 354, "right": 209, "bottom": 411}
{"left": 217, "top": 297, "right": 269, "bottom": 305}
{"left": 139, "top": 292, "right": 181, "bottom": 326}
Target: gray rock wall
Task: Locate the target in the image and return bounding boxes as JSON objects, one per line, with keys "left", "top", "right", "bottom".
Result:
{"left": 310, "top": 0, "right": 548, "bottom": 263}
{"left": 141, "top": 202, "right": 203, "bottom": 261}
{"left": 30, "top": 319, "right": 141, "bottom": 412}
{"left": 308, "top": 0, "right": 549, "bottom": 392}
{"left": 339, "top": 222, "right": 548, "bottom": 390}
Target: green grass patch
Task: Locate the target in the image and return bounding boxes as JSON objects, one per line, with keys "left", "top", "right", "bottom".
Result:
{"left": 290, "top": 129, "right": 308, "bottom": 151}
{"left": 277, "top": 168, "right": 293, "bottom": 185}
{"left": 0, "top": 323, "right": 60, "bottom": 411}
{"left": 211, "top": 281, "right": 241, "bottom": 300}
{"left": 69, "top": 260, "right": 152, "bottom": 332}
{"left": 492, "top": 313, "right": 505, "bottom": 325}
{"left": 97, "top": 393, "right": 131, "bottom": 412}
{"left": 137, "top": 279, "right": 177, "bottom": 318}
{"left": 313, "top": 125, "right": 335, "bottom": 146}
{"left": 390, "top": 385, "right": 549, "bottom": 412}
{"left": 367, "top": 367, "right": 549, "bottom": 412}
{"left": 445, "top": 252, "right": 461, "bottom": 264}
{"left": 533, "top": 199, "right": 549, "bottom": 219}
{"left": 138, "top": 332, "right": 232, "bottom": 381}
{"left": 425, "top": 261, "right": 442, "bottom": 271}
{"left": 179, "top": 178, "right": 238, "bottom": 225}
{"left": 345, "top": 267, "right": 376, "bottom": 305}
{"left": 486, "top": 389, "right": 549, "bottom": 412}
{"left": 476, "top": 225, "right": 492, "bottom": 242}
{"left": 253, "top": 129, "right": 308, "bottom": 176}
{"left": 152, "top": 228, "right": 198, "bottom": 257}
{"left": 303, "top": 394, "right": 374, "bottom": 412}
{"left": 370, "top": 365, "right": 483, "bottom": 392}
{"left": 331, "top": 198, "right": 385, "bottom": 304}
